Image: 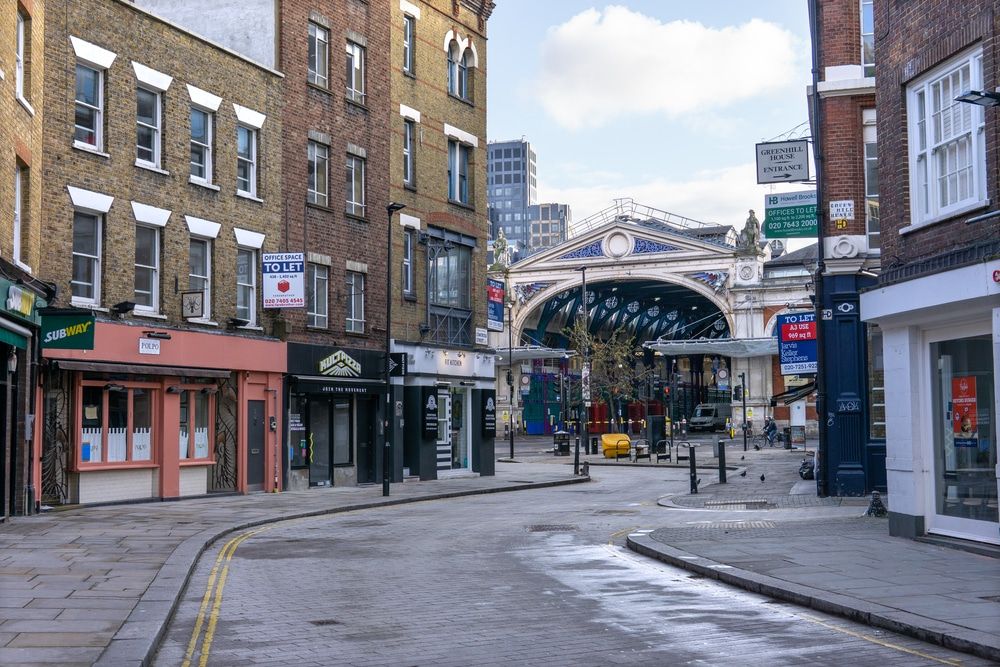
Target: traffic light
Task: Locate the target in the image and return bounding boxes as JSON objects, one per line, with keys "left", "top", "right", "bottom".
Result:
{"left": 733, "top": 385, "right": 743, "bottom": 401}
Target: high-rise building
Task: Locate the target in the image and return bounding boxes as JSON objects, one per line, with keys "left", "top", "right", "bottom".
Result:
{"left": 527, "top": 203, "right": 571, "bottom": 254}
{"left": 487, "top": 138, "right": 536, "bottom": 251}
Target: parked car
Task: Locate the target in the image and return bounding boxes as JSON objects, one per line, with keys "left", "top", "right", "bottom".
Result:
{"left": 688, "top": 403, "right": 732, "bottom": 431}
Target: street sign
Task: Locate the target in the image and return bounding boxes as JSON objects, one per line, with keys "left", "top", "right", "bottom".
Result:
{"left": 755, "top": 139, "right": 810, "bottom": 184}
{"left": 581, "top": 362, "right": 591, "bottom": 401}
{"left": 763, "top": 190, "right": 817, "bottom": 238}
{"left": 777, "top": 312, "right": 817, "bottom": 375}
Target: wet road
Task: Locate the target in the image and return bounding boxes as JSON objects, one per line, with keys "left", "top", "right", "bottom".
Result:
{"left": 154, "top": 466, "right": 986, "bottom": 666}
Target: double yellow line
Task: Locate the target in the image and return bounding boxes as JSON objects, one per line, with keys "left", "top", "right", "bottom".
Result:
{"left": 181, "top": 525, "right": 274, "bottom": 667}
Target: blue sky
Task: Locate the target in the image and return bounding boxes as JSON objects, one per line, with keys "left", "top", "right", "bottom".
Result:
{"left": 486, "top": 1, "right": 812, "bottom": 228}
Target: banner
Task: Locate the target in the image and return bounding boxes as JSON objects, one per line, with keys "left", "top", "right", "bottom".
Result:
{"left": 952, "top": 376, "right": 978, "bottom": 448}
{"left": 487, "top": 278, "right": 505, "bottom": 332}
{"left": 262, "top": 253, "right": 305, "bottom": 308}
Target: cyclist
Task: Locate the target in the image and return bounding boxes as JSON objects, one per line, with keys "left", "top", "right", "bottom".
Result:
{"left": 763, "top": 416, "right": 779, "bottom": 446}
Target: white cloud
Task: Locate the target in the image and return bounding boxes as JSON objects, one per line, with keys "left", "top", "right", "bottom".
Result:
{"left": 534, "top": 6, "right": 802, "bottom": 130}
{"left": 539, "top": 163, "right": 809, "bottom": 233}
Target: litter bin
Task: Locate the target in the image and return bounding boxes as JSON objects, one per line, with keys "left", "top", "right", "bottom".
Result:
{"left": 553, "top": 430, "right": 571, "bottom": 456}
{"left": 783, "top": 427, "right": 792, "bottom": 450}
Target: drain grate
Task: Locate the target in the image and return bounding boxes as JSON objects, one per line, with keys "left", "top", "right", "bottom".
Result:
{"left": 703, "top": 520, "right": 776, "bottom": 529}
{"left": 704, "top": 499, "right": 772, "bottom": 510}
{"left": 527, "top": 524, "right": 577, "bottom": 533}
{"left": 310, "top": 619, "right": 343, "bottom": 626}
{"left": 595, "top": 509, "right": 639, "bottom": 516}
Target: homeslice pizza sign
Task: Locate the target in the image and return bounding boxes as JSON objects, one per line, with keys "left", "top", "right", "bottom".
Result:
{"left": 262, "top": 253, "right": 305, "bottom": 308}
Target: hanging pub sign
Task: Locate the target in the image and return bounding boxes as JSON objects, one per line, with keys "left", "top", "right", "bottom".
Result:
{"left": 421, "top": 386, "right": 439, "bottom": 437}
{"left": 481, "top": 389, "right": 497, "bottom": 437}
{"left": 40, "top": 312, "right": 96, "bottom": 350}
{"left": 487, "top": 278, "right": 505, "bottom": 332}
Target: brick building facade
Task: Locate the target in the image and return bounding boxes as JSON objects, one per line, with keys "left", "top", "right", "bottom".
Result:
{"left": 36, "top": 0, "right": 285, "bottom": 507}
{"left": 388, "top": 0, "right": 496, "bottom": 480}
{"left": 0, "top": 0, "right": 55, "bottom": 518}
{"left": 861, "top": 0, "right": 1000, "bottom": 543}
{"left": 809, "top": 0, "right": 884, "bottom": 497}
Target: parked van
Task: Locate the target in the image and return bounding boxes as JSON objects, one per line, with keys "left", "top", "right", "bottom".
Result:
{"left": 689, "top": 402, "right": 732, "bottom": 431}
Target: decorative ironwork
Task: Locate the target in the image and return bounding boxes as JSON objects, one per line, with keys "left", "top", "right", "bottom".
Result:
{"left": 41, "top": 368, "right": 71, "bottom": 505}
{"left": 211, "top": 373, "right": 239, "bottom": 492}
{"left": 632, "top": 237, "right": 679, "bottom": 254}
{"left": 691, "top": 271, "right": 729, "bottom": 290}
{"left": 556, "top": 240, "right": 603, "bottom": 261}
{"left": 513, "top": 282, "right": 552, "bottom": 304}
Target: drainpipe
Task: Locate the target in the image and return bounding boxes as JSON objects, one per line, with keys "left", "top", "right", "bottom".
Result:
{"left": 808, "top": 0, "right": 829, "bottom": 496}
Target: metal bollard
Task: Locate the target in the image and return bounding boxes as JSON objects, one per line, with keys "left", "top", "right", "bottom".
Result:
{"left": 689, "top": 445, "right": 698, "bottom": 494}
{"left": 717, "top": 438, "right": 726, "bottom": 484}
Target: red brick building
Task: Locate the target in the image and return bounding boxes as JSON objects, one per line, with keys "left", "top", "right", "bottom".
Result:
{"left": 861, "top": 0, "right": 999, "bottom": 544}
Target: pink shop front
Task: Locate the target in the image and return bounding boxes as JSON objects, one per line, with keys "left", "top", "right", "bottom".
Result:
{"left": 36, "top": 318, "right": 285, "bottom": 506}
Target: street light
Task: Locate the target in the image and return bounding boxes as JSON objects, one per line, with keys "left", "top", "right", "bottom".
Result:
{"left": 575, "top": 266, "right": 588, "bottom": 475}
{"left": 507, "top": 299, "right": 515, "bottom": 460}
{"left": 384, "top": 202, "right": 406, "bottom": 497}
{"left": 955, "top": 89, "right": 1000, "bottom": 107}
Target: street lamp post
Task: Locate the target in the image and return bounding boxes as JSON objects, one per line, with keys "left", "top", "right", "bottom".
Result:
{"left": 507, "top": 299, "right": 515, "bottom": 460}
{"left": 575, "top": 266, "right": 588, "bottom": 474}
{"left": 384, "top": 203, "right": 406, "bottom": 497}
{"left": 740, "top": 371, "right": 748, "bottom": 452}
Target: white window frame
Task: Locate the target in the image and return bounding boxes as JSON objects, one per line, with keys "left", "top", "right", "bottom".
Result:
{"left": 346, "top": 153, "right": 365, "bottom": 217}
{"left": 307, "top": 263, "right": 329, "bottom": 329}
{"left": 74, "top": 64, "right": 103, "bottom": 151}
{"left": 402, "top": 228, "right": 414, "bottom": 296}
{"left": 72, "top": 211, "right": 102, "bottom": 306}
{"left": 136, "top": 86, "right": 162, "bottom": 168}
{"left": 134, "top": 224, "right": 160, "bottom": 314}
{"left": 15, "top": 11, "right": 26, "bottom": 101}
{"left": 403, "top": 119, "right": 415, "bottom": 186}
{"left": 403, "top": 14, "right": 415, "bottom": 75}
{"left": 906, "top": 47, "right": 986, "bottom": 229}
{"left": 237, "top": 125, "right": 257, "bottom": 196}
{"left": 188, "top": 236, "right": 212, "bottom": 320}
{"left": 863, "top": 109, "right": 879, "bottom": 252}
{"left": 13, "top": 164, "right": 24, "bottom": 267}
{"left": 346, "top": 41, "right": 366, "bottom": 103}
{"left": 308, "top": 22, "right": 329, "bottom": 88}
{"left": 346, "top": 270, "right": 365, "bottom": 333}
{"left": 189, "top": 106, "right": 214, "bottom": 184}
{"left": 447, "top": 41, "right": 461, "bottom": 96}
{"left": 448, "top": 139, "right": 471, "bottom": 205}
{"left": 307, "top": 140, "right": 329, "bottom": 206}
{"left": 236, "top": 247, "right": 257, "bottom": 326}
{"left": 860, "top": 0, "right": 874, "bottom": 78}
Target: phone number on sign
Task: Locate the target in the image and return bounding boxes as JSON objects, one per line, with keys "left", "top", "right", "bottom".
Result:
{"left": 264, "top": 297, "right": 305, "bottom": 307}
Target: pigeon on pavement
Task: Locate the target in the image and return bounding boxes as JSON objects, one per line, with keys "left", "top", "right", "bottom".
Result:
{"left": 739, "top": 470, "right": 747, "bottom": 477}
{"left": 760, "top": 473, "right": 766, "bottom": 482}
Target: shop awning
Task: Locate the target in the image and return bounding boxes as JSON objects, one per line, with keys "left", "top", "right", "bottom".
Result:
{"left": 769, "top": 382, "right": 816, "bottom": 406}
{"left": 495, "top": 345, "right": 575, "bottom": 363}
{"left": 52, "top": 359, "right": 232, "bottom": 378}
{"left": 0, "top": 316, "right": 32, "bottom": 349}
{"left": 643, "top": 337, "right": 778, "bottom": 358}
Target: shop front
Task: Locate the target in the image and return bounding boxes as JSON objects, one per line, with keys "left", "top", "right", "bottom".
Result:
{"left": 396, "top": 343, "right": 496, "bottom": 481}
{"left": 284, "top": 344, "right": 383, "bottom": 489}
{"left": 0, "top": 265, "right": 52, "bottom": 519}
{"left": 38, "top": 316, "right": 284, "bottom": 506}
{"left": 862, "top": 259, "right": 999, "bottom": 545}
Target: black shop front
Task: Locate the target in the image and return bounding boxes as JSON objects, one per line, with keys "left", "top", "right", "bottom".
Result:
{"left": 284, "top": 344, "right": 384, "bottom": 489}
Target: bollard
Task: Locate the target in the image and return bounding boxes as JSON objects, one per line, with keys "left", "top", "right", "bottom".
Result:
{"left": 582, "top": 460, "right": 589, "bottom": 477}
{"left": 717, "top": 438, "right": 726, "bottom": 484}
{"left": 573, "top": 435, "right": 580, "bottom": 476}
{"left": 689, "top": 445, "right": 698, "bottom": 494}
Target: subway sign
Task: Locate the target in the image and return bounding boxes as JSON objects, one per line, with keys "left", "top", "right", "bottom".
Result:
{"left": 40, "top": 313, "right": 96, "bottom": 350}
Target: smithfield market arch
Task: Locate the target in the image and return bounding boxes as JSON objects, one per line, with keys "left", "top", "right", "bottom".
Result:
{"left": 491, "top": 200, "right": 816, "bottom": 439}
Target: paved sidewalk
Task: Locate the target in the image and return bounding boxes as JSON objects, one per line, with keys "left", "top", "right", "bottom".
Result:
{"left": 626, "top": 445, "right": 1000, "bottom": 662}
{"left": 0, "top": 466, "right": 586, "bottom": 666}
